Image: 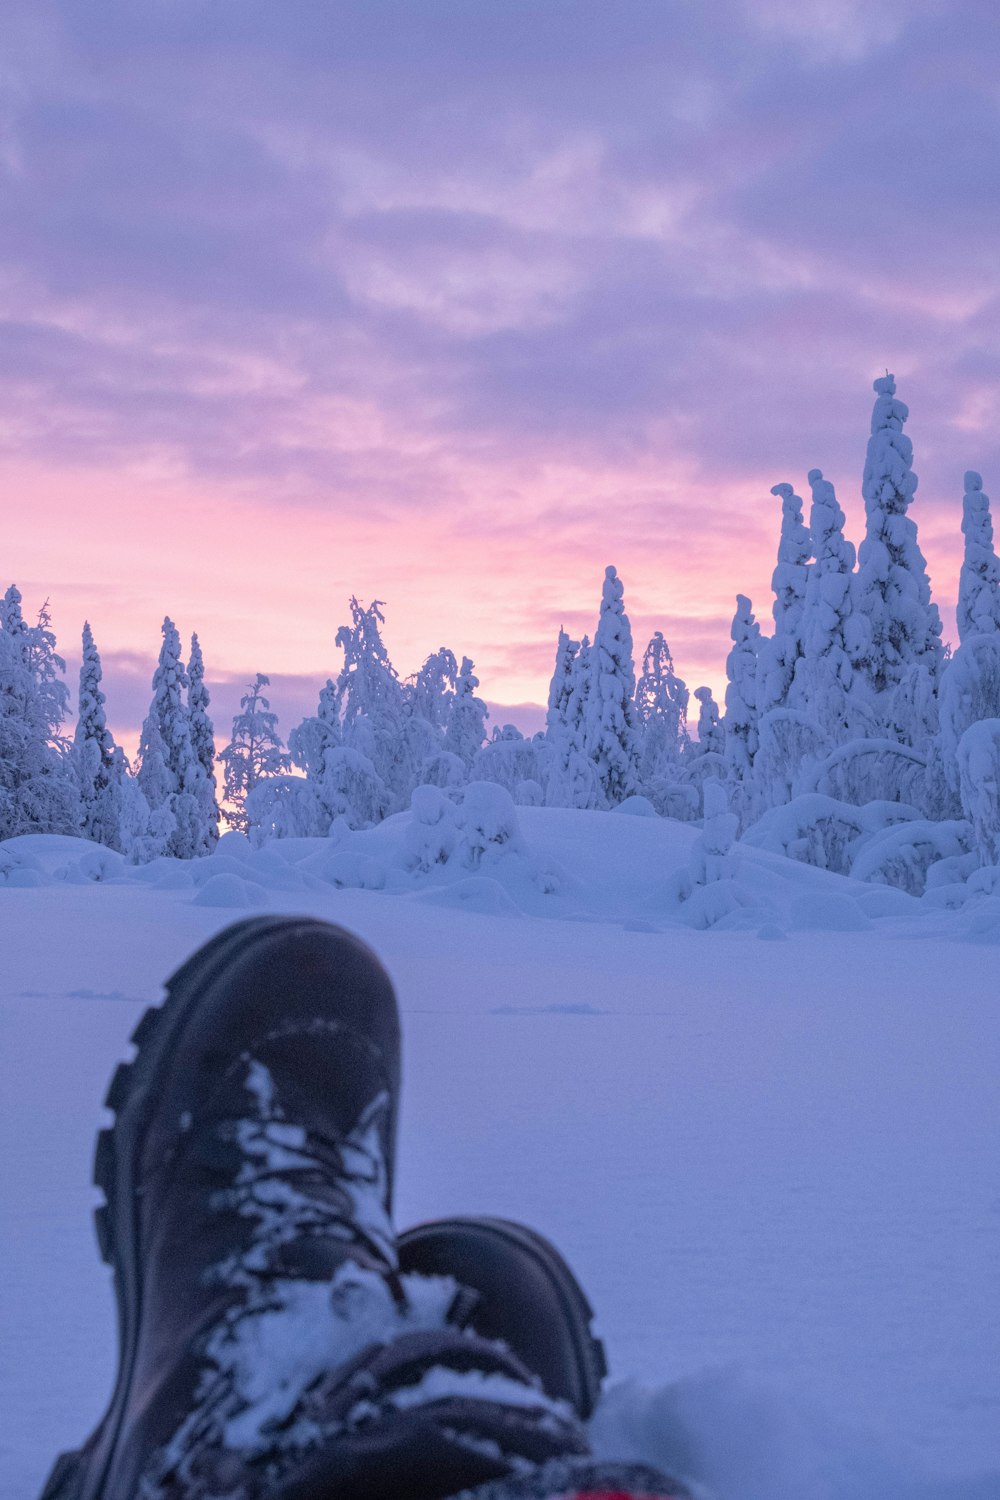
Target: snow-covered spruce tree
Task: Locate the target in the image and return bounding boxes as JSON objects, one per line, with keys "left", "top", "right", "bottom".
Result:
{"left": 957, "top": 472, "right": 1000, "bottom": 642}
{"left": 26, "top": 597, "right": 71, "bottom": 744}
{"left": 544, "top": 635, "right": 601, "bottom": 809}
{"left": 584, "top": 565, "right": 640, "bottom": 804}
{"left": 74, "top": 622, "right": 121, "bottom": 848}
{"left": 187, "top": 633, "right": 220, "bottom": 852}
{"left": 635, "top": 631, "right": 689, "bottom": 784}
{"left": 410, "top": 648, "right": 457, "bottom": 732}
{"left": 756, "top": 484, "right": 810, "bottom": 720}
{"left": 691, "top": 685, "right": 724, "bottom": 756}
{"left": 133, "top": 711, "right": 177, "bottom": 858}
{"left": 138, "top": 618, "right": 208, "bottom": 858}
{"left": 545, "top": 629, "right": 578, "bottom": 742}
{"left": 853, "top": 374, "right": 944, "bottom": 742}
{"left": 724, "top": 594, "right": 761, "bottom": 781}
{"left": 0, "top": 586, "right": 79, "bottom": 837}
{"left": 790, "top": 468, "right": 865, "bottom": 739}
{"left": 443, "top": 656, "right": 489, "bottom": 765}
{"left": 335, "top": 598, "right": 415, "bottom": 809}
{"left": 218, "top": 674, "right": 290, "bottom": 834}
{"left": 938, "top": 633, "right": 1000, "bottom": 795}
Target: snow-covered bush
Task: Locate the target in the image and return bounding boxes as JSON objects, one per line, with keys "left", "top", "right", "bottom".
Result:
{"left": 403, "top": 784, "right": 459, "bottom": 872}
{"left": 742, "top": 794, "right": 921, "bottom": 876}
{"left": 245, "top": 775, "right": 328, "bottom": 843}
{"left": 850, "top": 819, "right": 972, "bottom": 895}
{"left": 956, "top": 718, "right": 1000, "bottom": 866}
{"left": 752, "top": 709, "right": 824, "bottom": 814}
{"left": 803, "top": 738, "right": 929, "bottom": 809}
{"left": 457, "top": 781, "right": 525, "bottom": 870}
{"left": 418, "top": 750, "right": 468, "bottom": 793}
{"left": 644, "top": 776, "right": 699, "bottom": 821}
{"left": 473, "top": 734, "right": 543, "bottom": 796}
{"left": 687, "top": 778, "right": 738, "bottom": 886}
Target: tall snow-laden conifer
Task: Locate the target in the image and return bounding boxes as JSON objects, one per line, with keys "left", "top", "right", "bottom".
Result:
{"left": 692, "top": 686, "right": 724, "bottom": 756}
{"left": 854, "top": 374, "right": 943, "bottom": 739}
{"left": 545, "top": 634, "right": 601, "bottom": 808}
{"left": 584, "top": 565, "right": 640, "bottom": 804}
{"left": 957, "top": 471, "right": 1000, "bottom": 642}
{"left": 756, "top": 484, "right": 810, "bottom": 719}
{"left": 219, "top": 674, "right": 289, "bottom": 833}
{"left": 724, "top": 595, "right": 761, "bottom": 778}
{"left": 74, "top": 622, "right": 120, "bottom": 847}
{"left": 411, "top": 648, "right": 458, "bottom": 731}
{"left": 187, "top": 633, "right": 220, "bottom": 851}
{"left": 138, "top": 618, "right": 207, "bottom": 857}
{"left": 0, "top": 586, "right": 78, "bottom": 837}
{"left": 444, "top": 657, "right": 488, "bottom": 764}
{"left": 334, "top": 598, "right": 412, "bottom": 807}
{"left": 545, "top": 629, "right": 578, "bottom": 741}
{"left": 635, "top": 631, "right": 688, "bottom": 784}
{"left": 790, "top": 469, "right": 862, "bottom": 736}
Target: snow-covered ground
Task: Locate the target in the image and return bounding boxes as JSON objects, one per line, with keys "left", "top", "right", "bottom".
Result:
{"left": 2, "top": 806, "right": 999, "bottom": 1499}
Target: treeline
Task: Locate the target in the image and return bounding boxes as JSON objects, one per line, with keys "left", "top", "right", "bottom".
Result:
{"left": 5, "top": 373, "right": 1000, "bottom": 888}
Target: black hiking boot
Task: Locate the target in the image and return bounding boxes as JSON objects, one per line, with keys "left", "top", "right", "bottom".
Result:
{"left": 39, "top": 918, "right": 588, "bottom": 1500}
{"left": 398, "top": 1217, "right": 607, "bottom": 1419}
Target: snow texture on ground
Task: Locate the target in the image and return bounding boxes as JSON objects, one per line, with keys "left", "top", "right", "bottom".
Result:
{"left": 1, "top": 809, "right": 999, "bottom": 1499}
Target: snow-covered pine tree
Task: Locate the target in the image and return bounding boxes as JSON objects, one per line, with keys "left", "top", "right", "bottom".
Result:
{"left": 854, "top": 374, "right": 944, "bottom": 741}
{"left": 584, "top": 565, "right": 640, "bottom": 804}
{"left": 218, "top": 674, "right": 290, "bottom": 834}
{"left": 724, "top": 595, "right": 761, "bottom": 779}
{"left": 443, "top": 656, "right": 488, "bottom": 765}
{"left": 790, "top": 468, "right": 864, "bottom": 739}
{"left": 134, "top": 711, "right": 177, "bottom": 856}
{"left": 0, "top": 586, "right": 78, "bottom": 837}
{"left": 334, "top": 598, "right": 414, "bottom": 808}
{"left": 543, "top": 634, "right": 601, "bottom": 809}
{"left": 26, "top": 597, "right": 71, "bottom": 744}
{"left": 410, "top": 648, "right": 458, "bottom": 732}
{"left": 691, "top": 685, "right": 724, "bottom": 756}
{"left": 138, "top": 618, "right": 207, "bottom": 858}
{"left": 756, "top": 484, "right": 810, "bottom": 720}
{"left": 187, "top": 633, "right": 220, "bottom": 852}
{"left": 74, "top": 622, "right": 121, "bottom": 848}
{"left": 635, "top": 631, "right": 689, "bottom": 785}
{"left": 545, "top": 629, "right": 578, "bottom": 742}
{"left": 957, "top": 472, "right": 1000, "bottom": 642}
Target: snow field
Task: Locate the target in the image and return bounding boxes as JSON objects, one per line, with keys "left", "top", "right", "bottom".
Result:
{"left": 1, "top": 805, "right": 999, "bottom": 1499}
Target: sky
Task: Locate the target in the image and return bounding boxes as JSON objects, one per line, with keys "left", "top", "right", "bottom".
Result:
{"left": 3, "top": 0, "right": 999, "bottom": 750}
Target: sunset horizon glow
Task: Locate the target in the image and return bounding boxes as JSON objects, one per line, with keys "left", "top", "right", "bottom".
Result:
{"left": 3, "top": 1, "right": 998, "bottom": 753}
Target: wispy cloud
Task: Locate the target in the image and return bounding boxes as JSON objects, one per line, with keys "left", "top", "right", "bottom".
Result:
{"left": 2, "top": 0, "right": 997, "bottom": 731}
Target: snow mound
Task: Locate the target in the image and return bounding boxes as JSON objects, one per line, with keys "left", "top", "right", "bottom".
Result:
{"left": 192, "top": 873, "right": 266, "bottom": 908}
{"left": 591, "top": 1373, "right": 999, "bottom": 1500}
{"left": 415, "top": 875, "right": 523, "bottom": 916}
{"left": 788, "top": 892, "right": 871, "bottom": 932}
